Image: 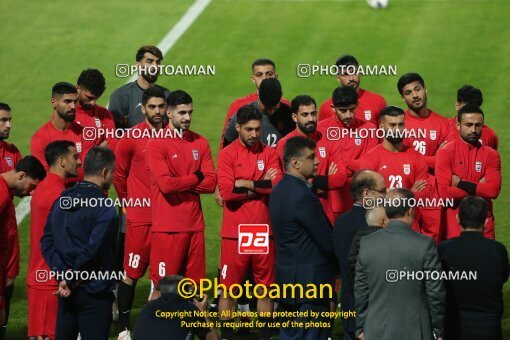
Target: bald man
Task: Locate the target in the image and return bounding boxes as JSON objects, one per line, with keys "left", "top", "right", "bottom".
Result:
{"left": 332, "top": 170, "right": 386, "bottom": 340}
{"left": 348, "top": 207, "right": 388, "bottom": 288}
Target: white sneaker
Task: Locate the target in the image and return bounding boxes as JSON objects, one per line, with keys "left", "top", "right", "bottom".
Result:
{"left": 118, "top": 329, "right": 132, "bottom": 340}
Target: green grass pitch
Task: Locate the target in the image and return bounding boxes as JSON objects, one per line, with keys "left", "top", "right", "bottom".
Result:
{"left": 0, "top": 0, "right": 509, "bottom": 338}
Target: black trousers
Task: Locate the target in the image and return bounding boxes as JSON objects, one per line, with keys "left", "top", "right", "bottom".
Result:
{"left": 279, "top": 301, "right": 330, "bottom": 340}
{"left": 55, "top": 289, "right": 114, "bottom": 340}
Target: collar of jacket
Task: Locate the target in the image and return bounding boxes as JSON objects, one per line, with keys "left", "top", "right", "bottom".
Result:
{"left": 460, "top": 230, "right": 484, "bottom": 238}
{"left": 77, "top": 180, "right": 104, "bottom": 192}
{"left": 284, "top": 173, "right": 313, "bottom": 189}
{"left": 385, "top": 220, "right": 412, "bottom": 231}
{"left": 236, "top": 138, "right": 262, "bottom": 153}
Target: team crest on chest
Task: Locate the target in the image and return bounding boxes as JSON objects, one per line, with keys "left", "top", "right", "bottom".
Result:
{"left": 94, "top": 117, "right": 101, "bottom": 128}
{"left": 429, "top": 130, "right": 437, "bottom": 141}
{"left": 5, "top": 156, "right": 12, "bottom": 167}
{"left": 318, "top": 147, "right": 326, "bottom": 158}
{"left": 257, "top": 160, "right": 265, "bottom": 171}
{"left": 475, "top": 161, "right": 482, "bottom": 173}
{"left": 364, "top": 110, "right": 372, "bottom": 121}
{"left": 76, "top": 142, "right": 82, "bottom": 153}
{"left": 403, "top": 164, "right": 411, "bottom": 175}
{"left": 192, "top": 150, "right": 199, "bottom": 161}
{"left": 355, "top": 138, "right": 362, "bottom": 146}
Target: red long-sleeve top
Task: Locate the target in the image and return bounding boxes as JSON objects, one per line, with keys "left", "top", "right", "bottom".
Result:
{"left": 27, "top": 173, "right": 66, "bottom": 288}
{"left": 435, "top": 138, "right": 501, "bottom": 208}
{"left": 30, "top": 119, "right": 99, "bottom": 183}
{"left": 75, "top": 103, "right": 117, "bottom": 150}
{"left": 146, "top": 128, "right": 216, "bottom": 232}
{"left": 317, "top": 117, "right": 378, "bottom": 216}
{"left": 402, "top": 109, "right": 454, "bottom": 171}
{"left": 114, "top": 121, "right": 156, "bottom": 226}
{"left": 352, "top": 144, "right": 431, "bottom": 200}
{"left": 217, "top": 139, "right": 282, "bottom": 238}
{"left": 318, "top": 88, "right": 386, "bottom": 125}
{"left": 446, "top": 116, "right": 498, "bottom": 150}
{"left": 0, "top": 176, "right": 12, "bottom": 308}
{"left": 0, "top": 141, "right": 21, "bottom": 236}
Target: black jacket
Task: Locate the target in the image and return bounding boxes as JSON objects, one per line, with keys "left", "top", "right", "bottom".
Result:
{"left": 332, "top": 205, "right": 368, "bottom": 333}
{"left": 269, "top": 174, "right": 336, "bottom": 306}
{"left": 439, "top": 231, "right": 510, "bottom": 340}
{"left": 41, "top": 181, "right": 119, "bottom": 295}
{"left": 133, "top": 293, "right": 209, "bottom": 340}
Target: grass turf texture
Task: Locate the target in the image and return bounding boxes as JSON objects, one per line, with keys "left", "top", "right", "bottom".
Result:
{"left": 1, "top": 0, "right": 509, "bottom": 338}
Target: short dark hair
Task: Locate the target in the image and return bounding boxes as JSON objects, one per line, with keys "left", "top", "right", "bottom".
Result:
{"left": 457, "top": 85, "right": 483, "bottom": 107}
{"left": 397, "top": 73, "right": 425, "bottom": 95}
{"left": 157, "top": 275, "right": 185, "bottom": 295}
{"left": 142, "top": 87, "right": 166, "bottom": 106}
{"left": 457, "top": 105, "right": 484, "bottom": 123}
{"left": 77, "top": 69, "right": 106, "bottom": 97}
{"left": 335, "top": 54, "right": 359, "bottom": 68}
{"left": 52, "top": 82, "right": 78, "bottom": 98}
{"left": 237, "top": 105, "right": 262, "bottom": 125}
{"left": 251, "top": 58, "right": 275, "bottom": 71}
{"left": 166, "top": 90, "right": 192, "bottom": 108}
{"left": 458, "top": 196, "right": 488, "bottom": 229}
{"left": 0, "top": 103, "right": 11, "bottom": 112}
{"left": 350, "top": 171, "right": 376, "bottom": 201}
{"left": 384, "top": 188, "right": 415, "bottom": 219}
{"left": 380, "top": 105, "right": 405, "bottom": 119}
{"left": 136, "top": 45, "right": 163, "bottom": 62}
{"left": 291, "top": 95, "right": 316, "bottom": 114}
{"left": 332, "top": 86, "right": 358, "bottom": 107}
{"left": 283, "top": 136, "right": 316, "bottom": 169}
{"left": 259, "top": 78, "right": 282, "bottom": 108}
{"left": 44, "top": 140, "right": 76, "bottom": 167}
{"left": 15, "top": 156, "right": 46, "bottom": 181}
{"left": 83, "top": 147, "right": 115, "bottom": 177}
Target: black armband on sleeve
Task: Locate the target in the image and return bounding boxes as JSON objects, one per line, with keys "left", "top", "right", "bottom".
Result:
{"left": 457, "top": 180, "right": 476, "bottom": 195}
{"left": 232, "top": 186, "right": 249, "bottom": 194}
{"left": 312, "top": 175, "right": 329, "bottom": 191}
{"left": 253, "top": 180, "right": 272, "bottom": 190}
{"left": 194, "top": 171, "right": 204, "bottom": 184}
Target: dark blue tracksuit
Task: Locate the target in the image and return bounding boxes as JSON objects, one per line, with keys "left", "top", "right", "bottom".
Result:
{"left": 41, "top": 181, "right": 119, "bottom": 340}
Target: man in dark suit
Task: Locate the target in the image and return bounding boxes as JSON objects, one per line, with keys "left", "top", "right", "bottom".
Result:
{"left": 439, "top": 195, "right": 509, "bottom": 340}
{"left": 270, "top": 136, "right": 336, "bottom": 340}
{"left": 332, "top": 170, "right": 386, "bottom": 340}
{"left": 355, "top": 188, "right": 445, "bottom": 340}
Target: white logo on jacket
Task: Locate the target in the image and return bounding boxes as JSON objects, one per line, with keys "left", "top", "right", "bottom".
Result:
{"left": 475, "top": 161, "right": 482, "bottom": 172}
{"left": 364, "top": 110, "right": 372, "bottom": 121}
{"left": 318, "top": 147, "right": 326, "bottom": 158}
{"left": 257, "top": 160, "right": 264, "bottom": 171}
{"left": 430, "top": 130, "right": 437, "bottom": 141}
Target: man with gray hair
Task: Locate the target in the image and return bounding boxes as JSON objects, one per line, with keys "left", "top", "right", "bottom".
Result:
{"left": 332, "top": 170, "right": 386, "bottom": 340}
{"left": 355, "top": 188, "right": 445, "bottom": 340}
